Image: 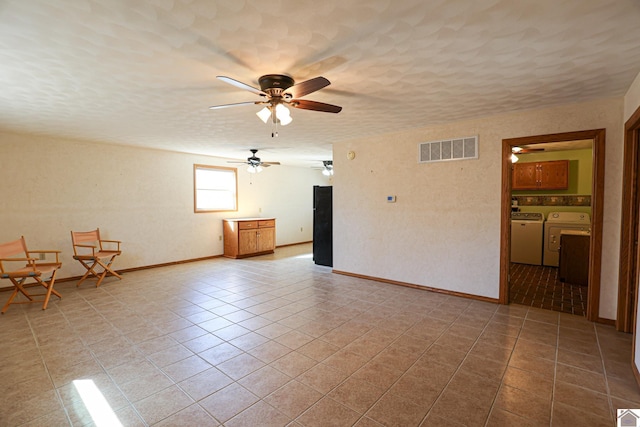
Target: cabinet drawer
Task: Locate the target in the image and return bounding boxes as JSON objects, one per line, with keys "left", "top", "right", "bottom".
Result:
{"left": 238, "top": 221, "right": 258, "bottom": 230}
{"left": 258, "top": 220, "right": 275, "bottom": 228}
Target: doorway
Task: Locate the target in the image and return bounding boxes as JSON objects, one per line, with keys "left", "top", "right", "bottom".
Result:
{"left": 499, "top": 129, "right": 606, "bottom": 322}
{"left": 618, "top": 105, "right": 640, "bottom": 332}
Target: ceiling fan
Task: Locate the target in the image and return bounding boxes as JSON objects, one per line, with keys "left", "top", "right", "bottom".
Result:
{"left": 209, "top": 74, "right": 342, "bottom": 136}
{"left": 228, "top": 149, "right": 280, "bottom": 173}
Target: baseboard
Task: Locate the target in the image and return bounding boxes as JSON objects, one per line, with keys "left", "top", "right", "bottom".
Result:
{"left": 596, "top": 317, "right": 616, "bottom": 326}
{"left": 332, "top": 270, "right": 500, "bottom": 304}
{"left": 54, "top": 241, "right": 313, "bottom": 284}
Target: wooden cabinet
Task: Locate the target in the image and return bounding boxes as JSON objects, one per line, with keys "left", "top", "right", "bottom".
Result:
{"left": 223, "top": 218, "right": 276, "bottom": 258}
{"left": 512, "top": 160, "right": 569, "bottom": 190}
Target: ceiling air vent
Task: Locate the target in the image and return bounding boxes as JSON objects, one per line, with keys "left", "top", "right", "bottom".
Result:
{"left": 419, "top": 136, "right": 478, "bottom": 163}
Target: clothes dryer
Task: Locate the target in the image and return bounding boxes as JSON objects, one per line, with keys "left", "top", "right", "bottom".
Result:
{"left": 543, "top": 212, "right": 591, "bottom": 267}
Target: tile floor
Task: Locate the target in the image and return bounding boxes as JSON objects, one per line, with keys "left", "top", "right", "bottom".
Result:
{"left": 1, "top": 243, "right": 639, "bottom": 426}
{"left": 509, "top": 263, "right": 587, "bottom": 316}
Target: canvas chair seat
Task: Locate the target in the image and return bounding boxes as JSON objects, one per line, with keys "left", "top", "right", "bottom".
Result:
{"left": 71, "top": 228, "right": 122, "bottom": 287}
{"left": 0, "top": 237, "right": 62, "bottom": 314}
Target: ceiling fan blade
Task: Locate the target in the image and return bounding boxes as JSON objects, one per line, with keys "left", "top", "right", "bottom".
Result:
{"left": 209, "top": 101, "right": 260, "bottom": 110}
{"left": 227, "top": 161, "right": 249, "bottom": 164}
{"left": 291, "top": 99, "right": 342, "bottom": 113}
{"left": 217, "top": 76, "right": 267, "bottom": 96}
{"left": 284, "top": 77, "right": 330, "bottom": 99}
{"left": 261, "top": 162, "right": 281, "bottom": 166}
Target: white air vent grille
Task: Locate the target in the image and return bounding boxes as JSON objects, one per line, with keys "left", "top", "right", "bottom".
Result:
{"left": 419, "top": 136, "right": 478, "bottom": 163}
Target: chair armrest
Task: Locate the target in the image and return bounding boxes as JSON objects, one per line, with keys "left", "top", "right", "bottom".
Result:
{"left": 27, "top": 250, "right": 61, "bottom": 264}
{"left": 0, "top": 257, "right": 33, "bottom": 262}
{"left": 74, "top": 244, "right": 97, "bottom": 256}
{"left": 100, "top": 240, "right": 121, "bottom": 251}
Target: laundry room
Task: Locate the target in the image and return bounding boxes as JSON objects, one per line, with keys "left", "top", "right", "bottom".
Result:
{"left": 509, "top": 140, "right": 593, "bottom": 316}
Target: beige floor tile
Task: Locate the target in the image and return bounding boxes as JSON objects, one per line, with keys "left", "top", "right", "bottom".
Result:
{"left": 225, "top": 401, "right": 289, "bottom": 427}
{"left": 501, "top": 366, "right": 553, "bottom": 398}
{"left": 154, "top": 403, "right": 220, "bottom": 426}
{"left": 297, "top": 363, "right": 349, "bottom": 393}
{"left": 238, "top": 365, "right": 291, "bottom": 398}
{"left": 323, "top": 349, "right": 370, "bottom": 375}
{"left": 199, "top": 342, "right": 243, "bottom": 365}
{"left": 199, "top": 382, "right": 259, "bottom": 423}
{"left": 264, "top": 380, "right": 323, "bottom": 418}
{"left": 161, "top": 354, "right": 212, "bottom": 382}
{"left": 133, "top": 385, "right": 195, "bottom": 425}
{"left": 270, "top": 351, "right": 317, "bottom": 377}
{"left": 446, "top": 369, "right": 501, "bottom": 407}
{"left": 460, "top": 354, "right": 507, "bottom": 380}
{"left": 329, "top": 377, "right": 386, "bottom": 414}
{"left": 216, "top": 352, "right": 265, "bottom": 380}
{"left": 553, "top": 380, "right": 612, "bottom": 419}
{"left": 366, "top": 392, "right": 430, "bottom": 427}
{"left": 551, "top": 401, "right": 613, "bottom": 427}
{"left": 485, "top": 408, "right": 539, "bottom": 427}
{"left": 178, "top": 367, "right": 234, "bottom": 401}
{"left": 3, "top": 244, "right": 640, "bottom": 427}
{"left": 388, "top": 374, "right": 441, "bottom": 407}
{"left": 493, "top": 384, "right": 551, "bottom": 424}
{"left": 298, "top": 339, "right": 340, "bottom": 361}
{"left": 296, "top": 397, "right": 361, "bottom": 427}
{"left": 556, "top": 363, "right": 607, "bottom": 394}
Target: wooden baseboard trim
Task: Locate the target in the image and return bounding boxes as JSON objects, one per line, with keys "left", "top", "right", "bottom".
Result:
{"left": 55, "top": 255, "right": 224, "bottom": 283}
{"left": 596, "top": 317, "right": 616, "bottom": 326}
{"left": 332, "top": 270, "right": 500, "bottom": 304}
{"left": 53, "top": 242, "right": 313, "bottom": 284}
{"left": 276, "top": 241, "right": 312, "bottom": 248}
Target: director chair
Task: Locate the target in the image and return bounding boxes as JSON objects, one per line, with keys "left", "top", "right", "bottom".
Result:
{"left": 0, "top": 236, "right": 62, "bottom": 314}
{"left": 70, "top": 228, "right": 122, "bottom": 287}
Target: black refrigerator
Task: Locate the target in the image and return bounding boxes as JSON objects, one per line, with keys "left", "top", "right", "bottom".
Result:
{"left": 313, "top": 185, "right": 333, "bottom": 267}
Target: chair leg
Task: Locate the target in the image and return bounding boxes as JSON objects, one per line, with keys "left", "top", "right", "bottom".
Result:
{"left": 94, "top": 257, "right": 122, "bottom": 287}
{"left": 77, "top": 260, "right": 99, "bottom": 287}
{"left": 1, "top": 278, "right": 34, "bottom": 314}
{"left": 40, "top": 271, "right": 60, "bottom": 310}
{"left": 1, "top": 288, "right": 19, "bottom": 314}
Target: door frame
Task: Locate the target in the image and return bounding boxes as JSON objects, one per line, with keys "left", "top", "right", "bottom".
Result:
{"left": 618, "top": 105, "right": 640, "bottom": 332}
{"left": 499, "top": 129, "right": 606, "bottom": 322}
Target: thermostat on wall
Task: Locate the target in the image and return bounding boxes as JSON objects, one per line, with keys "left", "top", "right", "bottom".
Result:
{"left": 387, "top": 195, "right": 396, "bottom": 203}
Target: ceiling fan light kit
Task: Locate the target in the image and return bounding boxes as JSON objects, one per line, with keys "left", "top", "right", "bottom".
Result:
{"left": 210, "top": 74, "right": 342, "bottom": 137}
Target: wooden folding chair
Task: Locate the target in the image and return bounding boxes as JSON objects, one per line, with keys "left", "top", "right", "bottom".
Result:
{"left": 71, "top": 229, "right": 122, "bottom": 287}
{"left": 0, "top": 237, "right": 62, "bottom": 314}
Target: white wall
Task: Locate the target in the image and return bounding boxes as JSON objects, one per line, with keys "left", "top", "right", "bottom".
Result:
{"left": 0, "top": 130, "right": 329, "bottom": 279}
{"left": 333, "top": 97, "right": 623, "bottom": 319}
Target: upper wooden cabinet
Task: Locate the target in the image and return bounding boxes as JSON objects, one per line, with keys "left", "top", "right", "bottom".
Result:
{"left": 223, "top": 218, "right": 276, "bottom": 258}
{"left": 512, "top": 160, "right": 569, "bottom": 191}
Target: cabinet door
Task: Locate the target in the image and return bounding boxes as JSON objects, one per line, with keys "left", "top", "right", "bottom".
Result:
{"left": 512, "top": 163, "right": 538, "bottom": 190}
{"left": 238, "top": 229, "right": 257, "bottom": 255}
{"left": 539, "top": 160, "right": 569, "bottom": 190}
{"left": 257, "top": 227, "right": 275, "bottom": 252}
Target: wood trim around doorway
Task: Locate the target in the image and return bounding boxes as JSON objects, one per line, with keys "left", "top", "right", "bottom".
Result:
{"left": 618, "top": 105, "right": 640, "bottom": 332}
{"left": 499, "top": 129, "right": 606, "bottom": 322}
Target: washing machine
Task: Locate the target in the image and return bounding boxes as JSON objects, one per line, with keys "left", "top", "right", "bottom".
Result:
{"left": 543, "top": 212, "right": 591, "bottom": 267}
{"left": 511, "top": 212, "right": 544, "bottom": 265}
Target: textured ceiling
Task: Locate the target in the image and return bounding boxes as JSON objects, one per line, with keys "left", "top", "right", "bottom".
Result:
{"left": 1, "top": 0, "right": 639, "bottom": 167}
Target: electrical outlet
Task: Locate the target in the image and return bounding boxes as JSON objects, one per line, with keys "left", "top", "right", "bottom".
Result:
{"left": 300, "top": 227, "right": 303, "bottom": 232}
{"left": 219, "top": 235, "right": 222, "bottom": 241}
{"left": 39, "top": 253, "right": 46, "bottom": 260}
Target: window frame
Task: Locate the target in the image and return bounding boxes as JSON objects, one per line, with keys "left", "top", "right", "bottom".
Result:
{"left": 193, "top": 164, "right": 238, "bottom": 213}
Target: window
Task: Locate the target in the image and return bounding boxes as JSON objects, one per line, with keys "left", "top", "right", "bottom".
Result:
{"left": 194, "top": 164, "right": 237, "bottom": 212}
